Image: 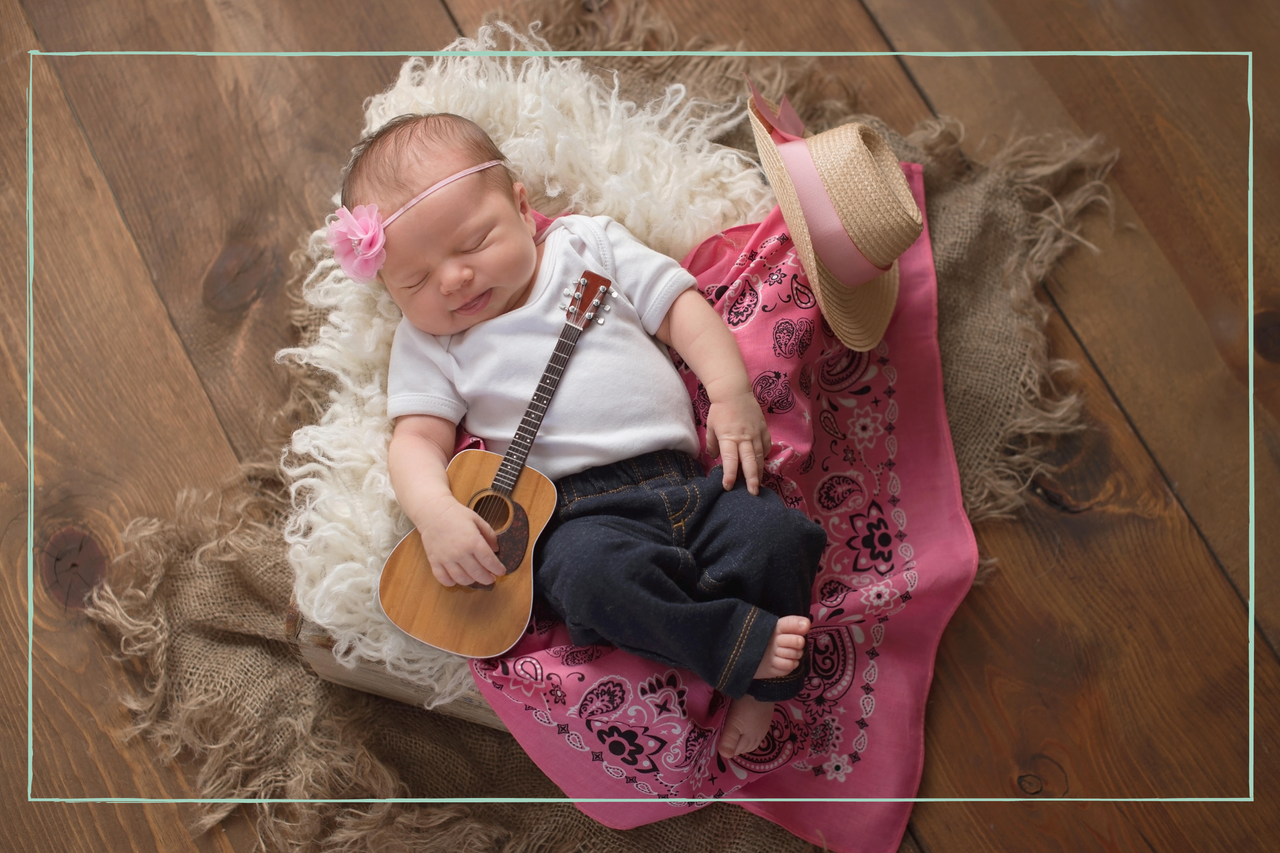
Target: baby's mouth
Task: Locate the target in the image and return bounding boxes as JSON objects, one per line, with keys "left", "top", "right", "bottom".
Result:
{"left": 455, "top": 289, "right": 491, "bottom": 315}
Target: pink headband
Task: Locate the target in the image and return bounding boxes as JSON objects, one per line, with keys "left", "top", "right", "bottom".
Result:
{"left": 326, "top": 159, "right": 503, "bottom": 284}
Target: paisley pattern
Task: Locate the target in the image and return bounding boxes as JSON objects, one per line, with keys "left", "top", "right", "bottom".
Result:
{"left": 472, "top": 174, "right": 977, "bottom": 853}
{"left": 751, "top": 370, "right": 796, "bottom": 414}
{"left": 724, "top": 279, "right": 759, "bottom": 327}
{"left": 772, "top": 317, "right": 814, "bottom": 359}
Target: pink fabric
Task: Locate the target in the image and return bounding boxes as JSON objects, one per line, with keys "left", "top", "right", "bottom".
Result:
{"left": 468, "top": 165, "right": 977, "bottom": 853}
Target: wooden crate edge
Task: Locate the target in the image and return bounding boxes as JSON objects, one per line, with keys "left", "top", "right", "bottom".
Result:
{"left": 284, "top": 602, "right": 507, "bottom": 732}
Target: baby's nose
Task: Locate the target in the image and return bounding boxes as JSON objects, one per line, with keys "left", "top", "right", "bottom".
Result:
{"left": 440, "top": 263, "right": 474, "bottom": 293}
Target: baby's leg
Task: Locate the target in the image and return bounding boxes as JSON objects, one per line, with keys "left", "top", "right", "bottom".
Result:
{"left": 684, "top": 466, "right": 826, "bottom": 697}
{"left": 753, "top": 614, "right": 811, "bottom": 679}
{"left": 536, "top": 513, "right": 773, "bottom": 684}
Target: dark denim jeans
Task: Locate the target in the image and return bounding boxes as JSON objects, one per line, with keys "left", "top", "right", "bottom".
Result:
{"left": 533, "top": 449, "right": 826, "bottom": 701}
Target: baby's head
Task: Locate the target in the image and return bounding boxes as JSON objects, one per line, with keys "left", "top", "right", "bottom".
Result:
{"left": 335, "top": 113, "right": 542, "bottom": 336}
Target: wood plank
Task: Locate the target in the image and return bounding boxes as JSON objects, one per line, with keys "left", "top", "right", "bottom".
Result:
{"left": 22, "top": 0, "right": 462, "bottom": 462}
{"left": 861, "top": 0, "right": 1279, "bottom": 673}
{"left": 913, "top": 310, "right": 1277, "bottom": 849}
{"left": 1, "top": 2, "right": 243, "bottom": 848}
{"left": 979, "top": 0, "right": 1278, "bottom": 422}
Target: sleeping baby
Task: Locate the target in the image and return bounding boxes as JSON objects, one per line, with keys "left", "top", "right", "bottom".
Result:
{"left": 329, "top": 113, "right": 826, "bottom": 758}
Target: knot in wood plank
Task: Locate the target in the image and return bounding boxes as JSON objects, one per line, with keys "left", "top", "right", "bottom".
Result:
{"left": 40, "top": 527, "right": 106, "bottom": 611}
{"left": 1256, "top": 309, "right": 1280, "bottom": 364}
{"left": 1015, "top": 753, "right": 1069, "bottom": 798}
{"left": 201, "top": 238, "right": 278, "bottom": 315}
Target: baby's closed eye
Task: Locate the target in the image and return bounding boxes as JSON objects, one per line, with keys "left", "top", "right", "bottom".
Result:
{"left": 463, "top": 230, "right": 492, "bottom": 252}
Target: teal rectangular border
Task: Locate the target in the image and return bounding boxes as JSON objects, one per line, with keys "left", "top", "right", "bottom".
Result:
{"left": 26, "top": 48, "right": 1254, "bottom": 806}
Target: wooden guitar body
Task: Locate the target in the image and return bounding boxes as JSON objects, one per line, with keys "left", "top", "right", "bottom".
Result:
{"left": 378, "top": 449, "right": 558, "bottom": 658}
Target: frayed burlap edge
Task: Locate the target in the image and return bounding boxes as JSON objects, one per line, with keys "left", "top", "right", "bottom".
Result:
{"left": 84, "top": 0, "right": 1118, "bottom": 849}
{"left": 903, "top": 116, "right": 1117, "bottom": 523}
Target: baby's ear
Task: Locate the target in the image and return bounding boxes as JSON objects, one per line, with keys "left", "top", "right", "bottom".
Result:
{"left": 512, "top": 182, "right": 536, "bottom": 230}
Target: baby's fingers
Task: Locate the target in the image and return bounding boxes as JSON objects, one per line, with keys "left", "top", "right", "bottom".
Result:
{"left": 458, "top": 553, "right": 502, "bottom": 589}
{"left": 739, "top": 439, "right": 762, "bottom": 495}
{"left": 431, "top": 557, "right": 475, "bottom": 588}
{"left": 719, "top": 438, "right": 740, "bottom": 491}
{"left": 468, "top": 522, "right": 506, "bottom": 584}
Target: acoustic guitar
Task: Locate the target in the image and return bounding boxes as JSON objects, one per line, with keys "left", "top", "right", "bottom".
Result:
{"left": 378, "top": 271, "right": 614, "bottom": 658}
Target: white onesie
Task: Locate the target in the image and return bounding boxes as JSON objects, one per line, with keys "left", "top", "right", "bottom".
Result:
{"left": 386, "top": 214, "right": 701, "bottom": 481}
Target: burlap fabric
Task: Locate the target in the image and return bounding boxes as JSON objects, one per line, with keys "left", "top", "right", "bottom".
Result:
{"left": 85, "top": 1, "right": 1117, "bottom": 850}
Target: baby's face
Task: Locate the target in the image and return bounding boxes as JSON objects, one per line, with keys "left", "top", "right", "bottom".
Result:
{"left": 377, "top": 154, "right": 542, "bottom": 336}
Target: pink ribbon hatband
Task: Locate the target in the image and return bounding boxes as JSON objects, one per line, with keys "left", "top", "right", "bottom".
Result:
{"left": 747, "top": 79, "right": 888, "bottom": 290}
{"left": 327, "top": 159, "right": 503, "bottom": 284}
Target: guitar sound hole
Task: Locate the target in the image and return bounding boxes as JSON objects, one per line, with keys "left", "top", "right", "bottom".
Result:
{"left": 471, "top": 493, "right": 512, "bottom": 533}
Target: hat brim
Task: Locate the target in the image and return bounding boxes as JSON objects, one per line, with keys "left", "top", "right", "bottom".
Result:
{"left": 811, "top": 253, "right": 899, "bottom": 352}
{"left": 748, "top": 100, "right": 902, "bottom": 352}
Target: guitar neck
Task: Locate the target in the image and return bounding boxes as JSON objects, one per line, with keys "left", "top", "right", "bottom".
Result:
{"left": 491, "top": 322, "right": 583, "bottom": 494}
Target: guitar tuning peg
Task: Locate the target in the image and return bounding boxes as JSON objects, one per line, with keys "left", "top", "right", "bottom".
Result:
{"left": 562, "top": 288, "right": 572, "bottom": 297}
{"left": 596, "top": 317, "right": 605, "bottom": 325}
{"left": 559, "top": 303, "right": 568, "bottom": 310}
{"left": 591, "top": 298, "right": 601, "bottom": 306}
{"left": 609, "top": 289, "right": 619, "bottom": 298}
{"left": 585, "top": 312, "right": 594, "bottom": 320}
{"left": 603, "top": 304, "right": 611, "bottom": 312}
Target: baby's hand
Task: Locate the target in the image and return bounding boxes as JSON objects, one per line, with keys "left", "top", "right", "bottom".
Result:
{"left": 704, "top": 389, "right": 772, "bottom": 495}
{"left": 419, "top": 497, "right": 505, "bottom": 588}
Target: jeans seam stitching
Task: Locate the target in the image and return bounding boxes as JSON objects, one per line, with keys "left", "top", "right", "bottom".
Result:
{"left": 658, "top": 488, "right": 678, "bottom": 546}
{"left": 715, "top": 606, "right": 757, "bottom": 692}
{"left": 562, "top": 481, "right": 639, "bottom": 512}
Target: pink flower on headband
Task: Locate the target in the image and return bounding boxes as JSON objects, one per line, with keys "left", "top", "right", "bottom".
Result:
{"left": 327, "top": 204, "right": 386, "bottom": 284}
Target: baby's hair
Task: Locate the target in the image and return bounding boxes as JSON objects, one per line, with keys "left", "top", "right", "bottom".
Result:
{"left": 340, "top": 113, "right": 515, "bottom": 211}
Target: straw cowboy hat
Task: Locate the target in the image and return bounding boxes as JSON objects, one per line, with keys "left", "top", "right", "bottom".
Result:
{"left": 747, "top": 79, "right": 923, "bottom": 351}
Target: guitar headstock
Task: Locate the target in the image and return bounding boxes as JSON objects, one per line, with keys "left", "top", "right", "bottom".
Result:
{"left": 560, "top": 271, "right": 615, "bottom": 330}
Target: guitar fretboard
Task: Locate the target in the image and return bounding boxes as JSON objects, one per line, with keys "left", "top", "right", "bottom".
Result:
{"left": 491, "top": 322, "right": 584, "bottom": 494}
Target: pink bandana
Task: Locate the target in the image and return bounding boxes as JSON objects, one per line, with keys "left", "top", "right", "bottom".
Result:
{"left": 326, "top": 159, "right": 503, "bottom": 284}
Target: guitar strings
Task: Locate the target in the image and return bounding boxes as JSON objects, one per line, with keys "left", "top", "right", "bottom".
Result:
{"left": 492, "top": 322, "right": 584, "bottom": 495}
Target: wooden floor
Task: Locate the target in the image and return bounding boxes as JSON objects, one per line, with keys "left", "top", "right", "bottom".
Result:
{"left": 3, "top": 0, "right": 1275, "bottom": 850}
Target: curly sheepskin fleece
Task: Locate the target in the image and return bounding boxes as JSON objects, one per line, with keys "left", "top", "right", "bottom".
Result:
{"left": 280, "top": 24, "right": 776, "bottom": 707}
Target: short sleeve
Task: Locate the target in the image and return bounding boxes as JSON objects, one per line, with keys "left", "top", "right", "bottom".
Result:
{"left": 386, "top": 318, "right": 467, "bottom": 423}
{"left": 596, "top": 217, "right": 697, "bottom": 335}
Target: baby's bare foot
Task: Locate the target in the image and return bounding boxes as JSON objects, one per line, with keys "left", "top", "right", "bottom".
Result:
{"left": 753, "top": 615, "right": 810, "bottom": 679}
{"left": 717, "top": 695, "right": 776, "bottom": 758}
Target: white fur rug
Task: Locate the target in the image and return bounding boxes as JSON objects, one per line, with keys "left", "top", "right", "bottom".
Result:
{"left": 278, "top": 23, "right": 776, "bottom": 706}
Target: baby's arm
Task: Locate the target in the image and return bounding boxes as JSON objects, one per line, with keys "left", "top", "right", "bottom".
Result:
{"left": 388, "top": 414, "right": 506, "bottom": 587}
{"left": 656, "top": 289, "right": 771, "bottom": 495}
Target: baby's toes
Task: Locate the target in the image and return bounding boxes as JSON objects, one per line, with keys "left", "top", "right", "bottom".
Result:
{"left": 776, "top": 615, "right": 811, "bottom": 636}
{"left": 777, "top": 643, "right": 805, "bottom": 660}
{"left": 718, "top": 728, "right": 743, "bottom": 758}
{"left": 778, "top": 632, "right": 807, "bottom": 651}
